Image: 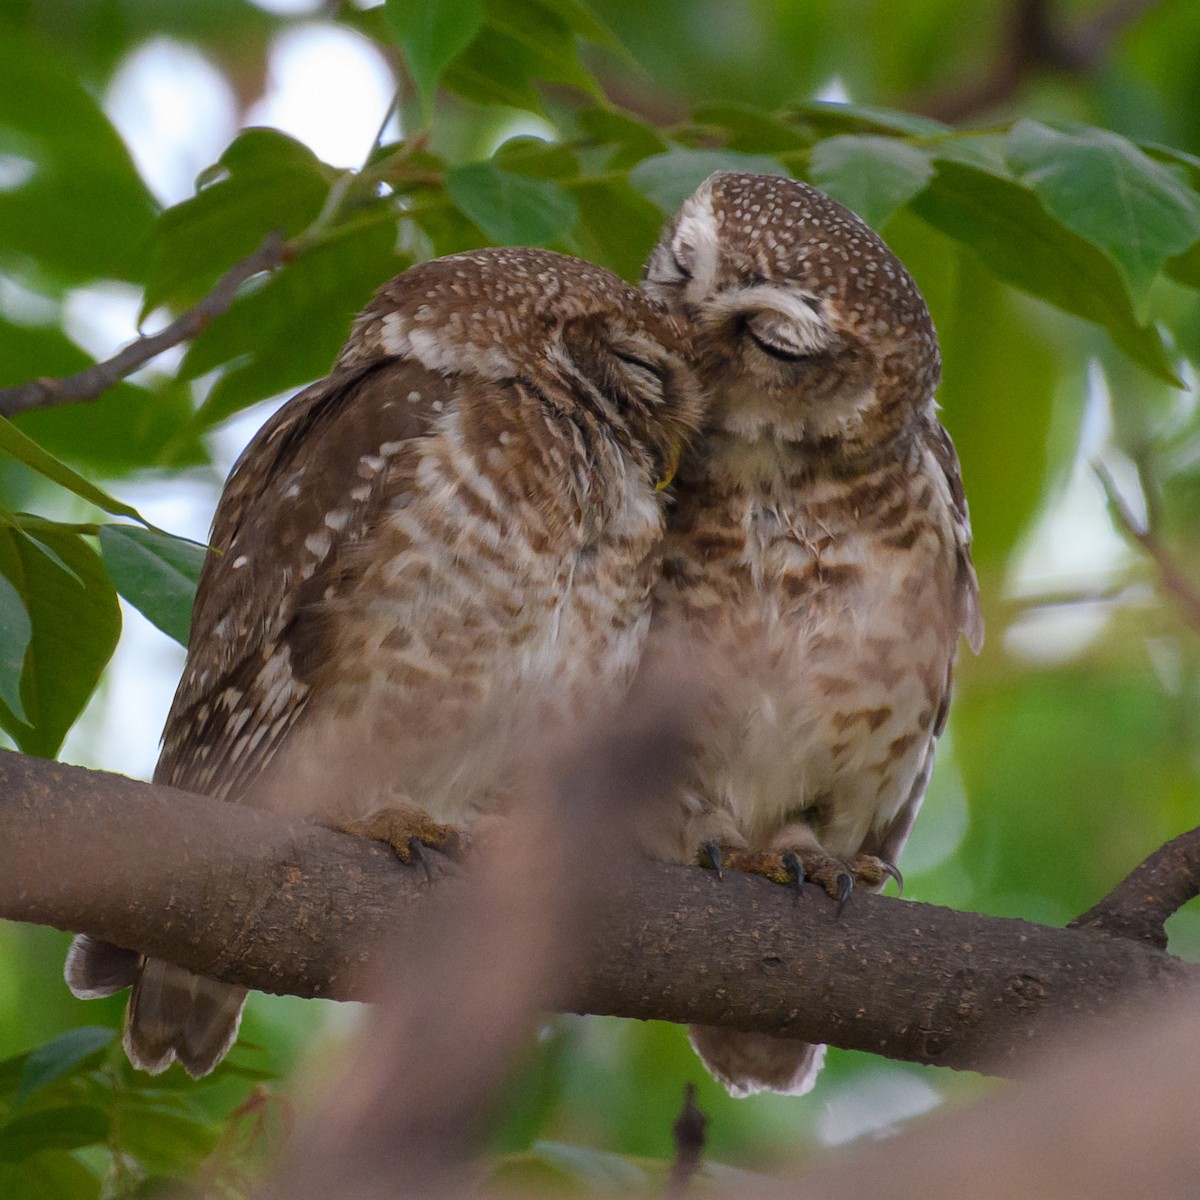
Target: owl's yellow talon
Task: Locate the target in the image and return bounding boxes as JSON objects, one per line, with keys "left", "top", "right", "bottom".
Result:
{"left": 335, "top": 808, "right": 463, "bottom": 865}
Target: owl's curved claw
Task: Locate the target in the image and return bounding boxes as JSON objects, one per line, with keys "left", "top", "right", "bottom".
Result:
{"left": 333, "top": 807, "right": 463, "bottom": 878}
{"left": 407, "top": 837, "right": 434, "bottom": 884}
{"left": 879, "top": 859, "right": 904, "bottom": 895}
{"left": 701, "top": 841, "right": 723, "bottom": 880}
{"left": 834, "top": 872, "right": 854, "bottom": 915}
{"left": 780, "top": 851, "right": 805, "bottom": 904}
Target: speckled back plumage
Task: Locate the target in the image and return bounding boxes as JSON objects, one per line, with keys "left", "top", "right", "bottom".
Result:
{"left": 642, "top": 173, "right": 981, "bottom": 1097}
{"left": 66, "top": 247, "right": 703, "bottom": 1077}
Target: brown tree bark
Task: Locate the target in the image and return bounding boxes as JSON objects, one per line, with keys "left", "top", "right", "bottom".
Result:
{"left": 1, "top": 748, "right": 1197, "bottom": 1079}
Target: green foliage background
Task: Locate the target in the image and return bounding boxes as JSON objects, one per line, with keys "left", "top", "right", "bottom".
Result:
{"left": 2, "top": 0, "right": 1200, "bottom": 1193}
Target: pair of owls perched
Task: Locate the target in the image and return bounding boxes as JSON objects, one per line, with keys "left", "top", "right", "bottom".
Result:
{"left": 66, "top": 172, "right": 981, "bottom": 1098}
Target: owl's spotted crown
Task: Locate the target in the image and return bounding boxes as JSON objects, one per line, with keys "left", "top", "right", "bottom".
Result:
{"left": 341, "top": 246, "right": 703, "bottom": 482}
{"left": 644, "top": 172, "right": 939, "bottom": 386}
{"left": 341, "top": 247, "right": 688, "bottom": 378}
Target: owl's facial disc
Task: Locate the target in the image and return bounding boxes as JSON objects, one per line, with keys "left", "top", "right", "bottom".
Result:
{"left": 642, "top": 183, "right": 721, "bottom": 310}
{"left": 708, "top": 285, "right": 835, "bottom": 364}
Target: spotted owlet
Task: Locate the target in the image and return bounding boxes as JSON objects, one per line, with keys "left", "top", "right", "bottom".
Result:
{"left": 641, "top": 173, "right": 982, "bottom": 1097}
{"left": 65, "top": 247, "right": 703, "bottom": 1077}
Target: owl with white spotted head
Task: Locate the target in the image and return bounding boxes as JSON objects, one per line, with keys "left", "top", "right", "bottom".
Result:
{"left": 642, "top": 173, "right": 982, "bottom": 1096}
{"left": 65, "top": 247, "right": 703, "bottom": 1077}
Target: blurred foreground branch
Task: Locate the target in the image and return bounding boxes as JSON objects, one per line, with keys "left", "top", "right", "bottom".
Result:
{"left": 1, "top": 748, "right": 1197, "bottom": 1079}
{"left": 752, "top": 992, "right": 1200, "bottom": 1200}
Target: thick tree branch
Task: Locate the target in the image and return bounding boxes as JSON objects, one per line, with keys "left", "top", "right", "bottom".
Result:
{"left": 0, "top": 232, "right": 286, "bottom": 419}
{"left": 1, "top": 749, "right": 1197, "bottom": 1078}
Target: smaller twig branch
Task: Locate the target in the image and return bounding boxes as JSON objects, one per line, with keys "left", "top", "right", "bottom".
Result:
{"left": 1074, "top": 0, "right": 1162, "bottom": 63}
{"left": 1094, "top": 462, "right": 1200, "bottom": 634}
{"left": 0, "top": 231, "right": 287, "bottom": 420}
{"left": 1071, "top": 825, "right": 1200, "bottom": 949}
{"left": 665, "top": 1083, "right": 708, "bottom": 1199}
{"left": 914, "top": 0, "right": 1160, "bottom": 123}
{"left": 998, "top": 579, "right": 1146, "bottom": 619}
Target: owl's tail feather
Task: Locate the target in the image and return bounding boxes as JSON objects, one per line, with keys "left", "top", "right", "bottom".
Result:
{"left": 64, "top": 937, "right": 244, "bottom": 1077}
{"left": 64, "top": 934, "right": 140, "bottom": 999}
{"left": 688, "top": 1025, "right": 827, "bottom": 1098}
{"left": 124, "top": 959, "right": 247, "bottom": 1078}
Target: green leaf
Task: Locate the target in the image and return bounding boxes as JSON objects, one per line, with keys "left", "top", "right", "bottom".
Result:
{"left": 693, "top": 102, "right": 811, "bottom": 155}
{"left": 183, "top": 219, "right": 406, "bottom": 428}
{"left": 143, "top": 128, "right": 331, "bottom": 317}
{"left": 1006, "top": 121, "right": 1200, "bottom": 312}
{"left": 0, "top": 417, "right": 150, "bottom": 525}
{"left": 99, "top": 526, "right": 207, "bottom": 647}
{"left": 385, "top": 0, "right": 484, "bottom": 119}
{"left": 0, "top": 568, "right": 31, "bottom": 722}
{"left": 446, "top": 163, "right": 578, "bottom": 246}
{"left": 15, "top": 380, "right": 208, "bottom": 475}
{"left": 629, "top": 148, "right": 788, "bottom": 215}
{"left": 932, "top": 134, "right": 1013, "bottom": 175}
{"left": 0, "top": 1106, "right": 109, "bottom": 1161}
{"left": 493, "top": 136, "right": 580, "bottom": 181}
{"left": 489, "top": 1023, "right": 573, "bottom": 1153}
{"left": 576, "top": 107, "right": 667, "bottom": 169}
{"left": 955, "top": 665, "right": 1182, "bottom": 918}
{"left": 410, "top": 199, "right": 492, "bottom": 259}
{"left": 532, "top": 0, "right": 624, "bottom": 50}
{"left": 118, "top": 1104, "right": 221, "bottom": 1175}
{"left": 0, "top": 320, "right": 207, "bottom": 474}
{"left": 572, "top": 180, "right": 665, "bottom": 281}
{"left": 911, "top": 160, "right": 1178, "bottom": 383}
{"left": 0, "top": 526, "right": 121, "bottom": 756}
{"left": 14, "top": 1028, "right": 114, "bottom": 1106}
{"left": 1165, "top": 239, "right": 1200, "bottom": 288}
{"left": 443, "top": 0, "right": 602, "bottom": 113}
{"left": 0, "top": 33, "right": 157, "bottom": 286}
{"left": 935, "top": 250, "right": 1058, "bottom": 570}
{"left": 19, "top": 529, "right": 86, "bottom": 587}
{"left": 0, "top": 321, "right": 206, "bottom": 475}
{"left": 788, "top": 100, "right": 950, "bottom": 138}
{"left": 808, "top": 135, "right": 934, "bottom": 229}
{"left": 0, "top": 1151, "right": 100, "bottom": 1200}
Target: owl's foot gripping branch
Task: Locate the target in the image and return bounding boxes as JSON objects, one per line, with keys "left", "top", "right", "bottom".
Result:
{"left": 1, "top": 746, "right": 1199, "bottom": 1081}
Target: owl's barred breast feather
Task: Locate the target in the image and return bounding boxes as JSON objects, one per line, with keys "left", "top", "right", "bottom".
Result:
{"left": 65, "top": 248, "right": 704, "bottom": 1077}
{"left": 642, "top": 172, "right": 980, "bottom": 1097}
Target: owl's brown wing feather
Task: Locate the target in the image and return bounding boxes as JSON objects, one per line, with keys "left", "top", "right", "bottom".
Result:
{"left": 862, "top": 421, "right": 983, "bottom": 867}
{"left": 155, "top": 358, "right": 457, "bottom": 800}
{"left": 113, "top": 358, "right": 461, "bottom": 1076}
{"left": 925, "top": 416, "right": 983, "bottom": 654}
